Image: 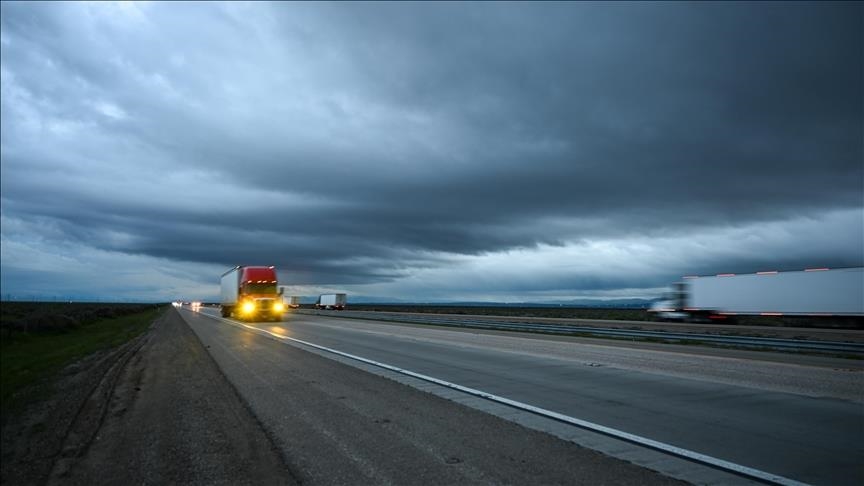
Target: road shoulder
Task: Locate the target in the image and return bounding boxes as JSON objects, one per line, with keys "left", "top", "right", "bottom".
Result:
{"left": 49, "top": 308, "right": 296, "bottom": 485}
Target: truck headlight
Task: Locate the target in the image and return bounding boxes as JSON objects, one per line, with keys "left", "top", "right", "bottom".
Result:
{"left": 273, "top": 302, "right": 285, "bottom": 312}
{"left": 242, "top": 301, "right": 256, "bottom": 313}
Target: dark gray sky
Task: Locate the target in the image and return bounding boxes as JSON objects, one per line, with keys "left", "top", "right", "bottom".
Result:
{"left": 1, "top": 2, "right": 862, "bottom": 302}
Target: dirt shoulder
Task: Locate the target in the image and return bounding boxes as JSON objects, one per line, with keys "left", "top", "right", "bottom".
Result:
{"left": 50, "top": 308, "right": 294, "bottom": 485}
{"left": 1, "top": 309, "right": 295, "bottom": 486}
{"left": 1, "top": 316, "right": 151, "bottom": 486}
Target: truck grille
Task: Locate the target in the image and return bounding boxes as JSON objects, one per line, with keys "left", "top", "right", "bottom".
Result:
{"left": 258, "top": 299, "right": 274, "bottom": 310}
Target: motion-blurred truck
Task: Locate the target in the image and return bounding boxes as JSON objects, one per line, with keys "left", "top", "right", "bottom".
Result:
{"left": 315, "top": 293, "right": 346, "bottom": 310}
{"left": 648, "top": 267, "right": 864, "bottom": 322}
{"left": 220, "top": 266, "right": 285, "bottom": 321}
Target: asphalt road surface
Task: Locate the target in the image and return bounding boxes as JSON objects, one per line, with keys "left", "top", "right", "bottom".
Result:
{"left": 54, "top": 308, "right": 684, "bottom": 485}
{"left": 188, "top": 307, "right": 863, "bottom": 486}
{"left": 178, "top": 308, "right": 682, "bottom": 485}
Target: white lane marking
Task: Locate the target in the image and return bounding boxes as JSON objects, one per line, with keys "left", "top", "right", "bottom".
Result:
{"left": 190, "top": 309, "right": 809, "bottom": 486}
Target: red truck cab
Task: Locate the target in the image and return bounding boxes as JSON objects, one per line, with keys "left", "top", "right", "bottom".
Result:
{"left": 220, "top": 266, "right": 285, "bottom": 321}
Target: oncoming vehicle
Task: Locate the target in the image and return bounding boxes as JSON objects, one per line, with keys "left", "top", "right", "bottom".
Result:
{"left": 220, "top": 266, "right": 285, "bottom": 321}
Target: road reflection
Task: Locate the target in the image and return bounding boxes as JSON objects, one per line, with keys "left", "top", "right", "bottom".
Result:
{"left": 268, "top": 325, "right": 291, "bottom": 337}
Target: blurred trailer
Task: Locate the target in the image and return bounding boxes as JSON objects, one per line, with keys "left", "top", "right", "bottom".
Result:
{"left": 649, "top": 267, "right": 864, "bottom": 322}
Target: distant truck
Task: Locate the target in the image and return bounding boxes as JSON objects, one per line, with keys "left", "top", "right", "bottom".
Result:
{"left": 282, "top": 295, "right": 301, "bottom": 308}
{"left": 220, "top": 266, "right": 285, "bottom": 321}
{"left": 648, "top": 267, "right": 864, "bottom": 322}
{"left": 277, "top": 287, "right": 302, "bottom": 308}
{"left": 315, "top": 293, "right": 346, "bottom": 310}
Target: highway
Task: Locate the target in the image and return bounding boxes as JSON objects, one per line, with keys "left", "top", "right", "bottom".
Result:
{"left": 185, "top": 307, "right": 864, "bottom": 485}
{"left": 298, "top": 309, "right": 864, "bottom": 355}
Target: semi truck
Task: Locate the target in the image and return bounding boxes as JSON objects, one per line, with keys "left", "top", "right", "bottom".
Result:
{"left": 220, "top": 266, "right": 285, "bottom": 321}
{"left": 282, "top": 295, "right": 301, "bottom": 308}
{"left": 315, "top": 293, "right": 347, "bottom": 310}
{"left": 277, "top": 286, "right": 302, "bottom": 308}
{"left": 648, "top": 267, "right": 864, "bottom": 322}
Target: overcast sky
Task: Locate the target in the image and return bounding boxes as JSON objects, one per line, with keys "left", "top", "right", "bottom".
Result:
{"left": 1, "top": 1, "right": 862, "bottom": 303}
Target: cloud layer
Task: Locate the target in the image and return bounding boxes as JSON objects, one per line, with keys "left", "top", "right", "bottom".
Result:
{"left": 1, "top": 2, "right": 861, "bottom": 302}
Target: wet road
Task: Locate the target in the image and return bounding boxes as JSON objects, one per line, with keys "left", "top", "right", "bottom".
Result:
{"left": 191, "top": 307, "right": 863, "bottom": 485}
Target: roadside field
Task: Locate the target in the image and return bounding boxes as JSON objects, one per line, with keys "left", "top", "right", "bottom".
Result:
{"left": 1, "top": 302, "right": 165, "bottom": 413}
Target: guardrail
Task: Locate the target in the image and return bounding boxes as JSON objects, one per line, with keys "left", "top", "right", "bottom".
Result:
{"left": 297, "top": 310, "right": 864, "bottom": 356}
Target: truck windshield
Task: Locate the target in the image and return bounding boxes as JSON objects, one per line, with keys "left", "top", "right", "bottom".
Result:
{"left": 244, "top": 283, "right": 277, "bottom": 294}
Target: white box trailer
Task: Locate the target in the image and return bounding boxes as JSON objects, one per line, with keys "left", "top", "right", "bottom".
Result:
{"left": 316, "top": 293, "right": 346, "bottom": 310}
{"left": 221, "top": 267, "right": 241, "bottom": 307}
{"left": 649, "top": 267, "right": 864, "bottom": 321}
{"left": 282, "top": 295, "right": 301, "bottom": 308}
{"left": 277, "top": 287, "right": 302, "bottom": 308}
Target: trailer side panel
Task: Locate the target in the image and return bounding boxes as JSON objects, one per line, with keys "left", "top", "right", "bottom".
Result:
{"left": 689, "top": 267, "right": 864, "bottom": 315}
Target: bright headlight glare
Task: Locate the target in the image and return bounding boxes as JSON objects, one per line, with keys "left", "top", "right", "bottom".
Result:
{"left": 274, "top": 302, "right": 285, "bottom": 312}
{"left": 242, "top": 301, "right": 255, "bottom": 313}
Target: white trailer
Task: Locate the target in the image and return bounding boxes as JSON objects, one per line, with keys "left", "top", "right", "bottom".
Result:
{"left": 282, "top": 295, "right": 301, "bottom": 308}
{"left": 220, "top": 267, "right": 241, "bottom": 308}
{"left": 316, "top": 293, "right": 347, "bottom": 310}
{"left": 649, "top": 267, "right": 864, "bottom": 322}
{"left": 277, "top": 287, "right": 302, "bottom": 308}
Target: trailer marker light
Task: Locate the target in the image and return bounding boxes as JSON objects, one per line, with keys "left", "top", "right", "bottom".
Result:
{"left": 757, "top": 271, "right": 778, "bottom": 275}
{"left": 760, "top": 312, "right": 783, "bottom": 316}
{"left": 717, "top": 273, "right": 735, "bottom": 277}
{"left": 682, "top": 276, "right": 698, "bottom": 279}
{"left": 805, "top": 268, "right": 829, "bottom": 272}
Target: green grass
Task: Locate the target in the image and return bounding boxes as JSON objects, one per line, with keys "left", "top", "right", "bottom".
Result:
{"left": 1, "top": 306, "right": 165, "bottom": 413}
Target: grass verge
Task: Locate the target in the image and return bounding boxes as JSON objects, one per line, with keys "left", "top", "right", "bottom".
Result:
{"left": 1, "top": 306, "right": 165, "bottom": 414}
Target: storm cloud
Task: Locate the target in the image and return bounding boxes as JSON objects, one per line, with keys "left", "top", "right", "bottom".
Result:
{"left": 1, "top": 2, "right": 861, "bottom": 302}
